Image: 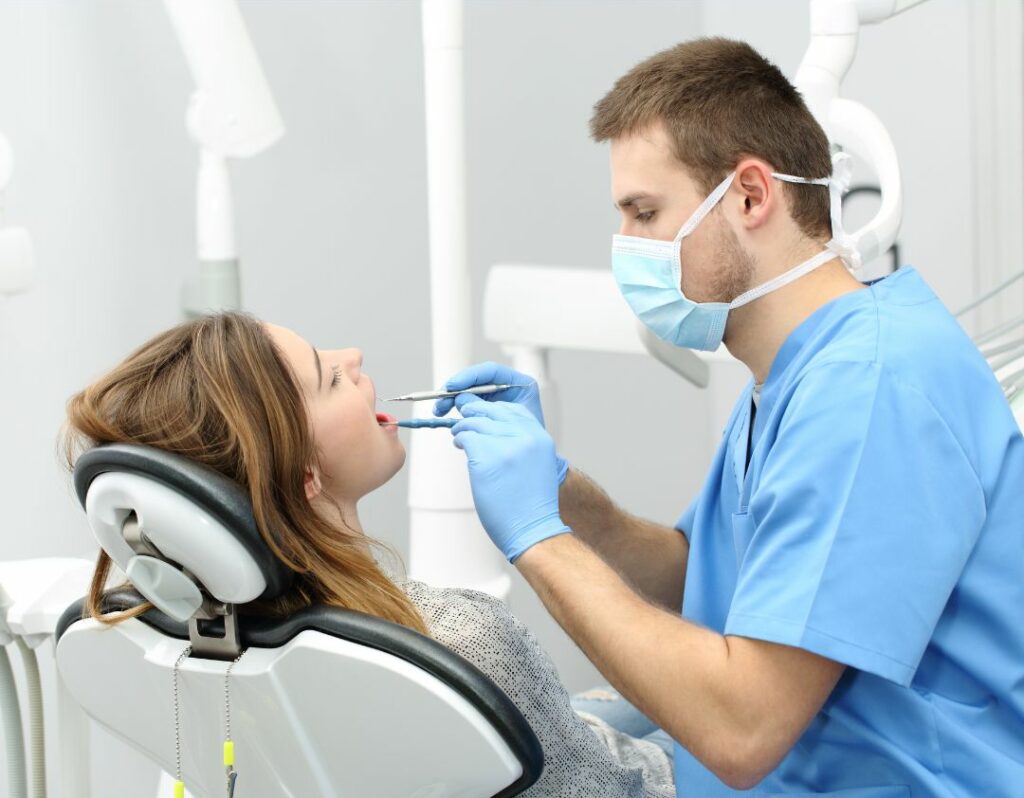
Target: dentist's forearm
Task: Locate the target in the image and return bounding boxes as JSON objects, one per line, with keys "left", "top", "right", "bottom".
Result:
{"left": 559, "top": 468, "right": 687, "bottom": 612}
{"left": 514, "top": 534, "right": 842, "bottom": 790}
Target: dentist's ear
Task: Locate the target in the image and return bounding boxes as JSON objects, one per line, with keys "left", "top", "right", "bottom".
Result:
{"left": 734, "top": 158, "right": 775, "bottom": 231}
{"left": 304, "top": 468, "right": 323, "bottom": 500}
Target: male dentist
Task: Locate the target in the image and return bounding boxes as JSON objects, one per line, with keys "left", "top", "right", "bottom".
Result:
{"left": 437, "top": 38, "right": 1024, "bottom": 797}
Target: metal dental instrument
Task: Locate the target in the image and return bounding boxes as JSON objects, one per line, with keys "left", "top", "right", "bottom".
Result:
{"left": 382, "top": 384, "right": 531, "bottom": 402}
{"left": 380, "top": 418, "right": 457, "bottom": 429}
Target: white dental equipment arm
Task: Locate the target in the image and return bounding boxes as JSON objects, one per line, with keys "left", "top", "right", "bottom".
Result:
{"left": 796, "top": 0, "right": 926, "bottom": 265}
{"left": 161, "top": 0, "right": 284, "bottom": 314}
{"left": 0, "top": 130, "right": 34, "bottom": 296}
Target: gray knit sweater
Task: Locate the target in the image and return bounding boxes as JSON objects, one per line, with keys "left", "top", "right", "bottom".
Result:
{"left": 398, "top": 578, "right": 677, "bottom": 798}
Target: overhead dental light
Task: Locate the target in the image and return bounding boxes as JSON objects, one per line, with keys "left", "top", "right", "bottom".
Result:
{"left": 162, "top": 0, "right": 284, "bottom": 315}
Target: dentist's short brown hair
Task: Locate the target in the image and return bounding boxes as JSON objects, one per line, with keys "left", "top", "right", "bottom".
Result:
{"left": 591, "top": 37, "right": 833, "bottom": 240}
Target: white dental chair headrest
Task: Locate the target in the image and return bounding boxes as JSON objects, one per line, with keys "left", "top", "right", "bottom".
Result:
{"left": 73, "top": 443, "right": 294, "bottom": 622}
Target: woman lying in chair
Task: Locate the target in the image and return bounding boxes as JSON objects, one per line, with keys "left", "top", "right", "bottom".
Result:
{"left": 62, "top": 311, "right": 676, "bottom": 798}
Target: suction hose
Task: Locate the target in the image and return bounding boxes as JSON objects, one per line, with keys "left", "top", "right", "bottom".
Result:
{"left": 0, "top": 643, "right": 27, "bottom": 798}
{"left": 14, "top": 638, "right": 45, "bottom": 798}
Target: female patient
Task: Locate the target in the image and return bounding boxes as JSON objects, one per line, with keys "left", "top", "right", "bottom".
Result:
{"left": 63, "top": 311, "right": 675, "bottom": 798}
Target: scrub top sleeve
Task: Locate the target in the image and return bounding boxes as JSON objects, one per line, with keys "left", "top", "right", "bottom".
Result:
{"left": 724, "top": 361, "right": 985, "bottom": 686}
{"left": 675, "top": 496, "right": 698, "bottom": 540}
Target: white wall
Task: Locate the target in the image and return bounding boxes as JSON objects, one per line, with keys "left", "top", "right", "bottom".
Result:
{"left": 0, "top": 0, "right": 1000, "bottom": 795}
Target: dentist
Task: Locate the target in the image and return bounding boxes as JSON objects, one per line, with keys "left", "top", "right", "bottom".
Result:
{"left": 438, "top": 39, "right": 1024, "bottom": 797}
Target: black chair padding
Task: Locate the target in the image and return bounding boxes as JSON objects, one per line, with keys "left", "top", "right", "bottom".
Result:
{"left": 73, "top": 443, "right": 293, "bottom": 601}
{"left": 56, "top": 591, "right": 544, "bottom": 798}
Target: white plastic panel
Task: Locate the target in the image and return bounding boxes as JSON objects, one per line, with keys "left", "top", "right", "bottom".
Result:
{"left": 0, "top": 558, "right": 93, "bottom": 641}
{"left": 58, "top": 621, "right": 524, "bottom": 798}
{"left": 484, "top": 264, "right": 736, "bottom": 367}
{"left": 484, "top": 264, "right": 649, "bottom": 355}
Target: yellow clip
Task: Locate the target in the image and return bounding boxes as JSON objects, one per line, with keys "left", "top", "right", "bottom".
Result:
{"left": 173, "top": 780, "right": 185, "bottom": 798}
{"left": 223, "top": 739, "right": 235, "bottom": 767}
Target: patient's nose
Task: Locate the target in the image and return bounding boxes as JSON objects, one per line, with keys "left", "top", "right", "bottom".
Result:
{"left": 339, "top": 348, "right": 363, "bottom": 379}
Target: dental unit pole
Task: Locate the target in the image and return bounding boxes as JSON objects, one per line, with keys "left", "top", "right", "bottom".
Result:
{"left": 410, "top": 0, "right": 512, "bottom": 598}
{"left": 0, "top": 130, "right": 34, "bottom": 296}
{"left": 162, "top": 0, "right": 284, "bottom": 317}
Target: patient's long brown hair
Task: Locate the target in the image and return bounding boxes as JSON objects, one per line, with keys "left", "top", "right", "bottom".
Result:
{"left": 62, "top": 312, "right": 429, "bottom": 636}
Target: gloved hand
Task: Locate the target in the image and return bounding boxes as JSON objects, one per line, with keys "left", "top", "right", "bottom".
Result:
{"left": 435, "top": 361, "right": 569, "bottom": 484}
{"left": 451, "top": 399, "right": 571, "bottom": 563}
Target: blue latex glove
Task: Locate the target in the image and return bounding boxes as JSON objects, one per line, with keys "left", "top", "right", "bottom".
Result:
{"left": 451, "top": 399, "right": 571, "bottom": 563}
{"left": 435, "top": 361, "right": 569, "bottom": 485}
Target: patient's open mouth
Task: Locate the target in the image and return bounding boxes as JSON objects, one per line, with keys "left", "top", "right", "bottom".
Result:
{"left": 376, "top": 412, "right": 397, "bottom": 426}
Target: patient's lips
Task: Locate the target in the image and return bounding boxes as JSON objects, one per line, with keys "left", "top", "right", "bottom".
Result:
{"left": 376, "top": 412, "right": 399, "bottom": 433}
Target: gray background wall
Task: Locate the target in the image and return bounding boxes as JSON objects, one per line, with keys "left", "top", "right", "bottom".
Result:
{"left": 0, "top": 0, "right": 998, "bottom": 794}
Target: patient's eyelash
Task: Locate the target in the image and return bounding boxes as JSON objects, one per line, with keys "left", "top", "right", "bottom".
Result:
{"left": 330, "top": 365, "right": 342, "bottom": 388}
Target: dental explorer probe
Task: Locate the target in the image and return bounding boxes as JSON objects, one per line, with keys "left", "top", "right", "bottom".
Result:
{"left": 382, "top": 384, "right": 531, "bottom": 402}
{"left": 379, "top": 418, "right": 457, "bottom": 429}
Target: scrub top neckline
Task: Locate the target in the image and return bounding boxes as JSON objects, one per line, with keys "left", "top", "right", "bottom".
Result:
{"left": 761, "top": 267, "right": 916, "bottom": 400}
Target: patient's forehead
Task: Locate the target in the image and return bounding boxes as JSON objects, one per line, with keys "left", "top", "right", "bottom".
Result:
{"left": 264, "top": 323, "right": 316, "bottom": 390}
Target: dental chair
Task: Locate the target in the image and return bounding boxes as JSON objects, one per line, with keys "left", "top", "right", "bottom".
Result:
{"left": 55, "top": 443, "right": 543, "bottom": 798}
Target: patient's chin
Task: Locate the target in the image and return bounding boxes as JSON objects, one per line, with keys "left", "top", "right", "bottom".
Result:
{"left": 387, "top": 447, "right": 407, "bottom": 481}
{"left": 367, "top": 446, "right": 407, "bottom": 493}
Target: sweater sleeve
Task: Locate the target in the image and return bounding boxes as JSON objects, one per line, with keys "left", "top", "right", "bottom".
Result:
{"left": 398, "top": 579, "right": 676, "bottom": 798}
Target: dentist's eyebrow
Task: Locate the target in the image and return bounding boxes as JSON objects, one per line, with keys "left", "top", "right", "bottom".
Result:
{"left": 615, "top": 192, "right": 652, "bottom": 210}
{"left": 312, "top": 345, "right": 323, "bottom": 391}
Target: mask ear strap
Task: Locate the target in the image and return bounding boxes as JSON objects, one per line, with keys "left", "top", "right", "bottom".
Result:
{"left": 729, "top": 248, "right": 838, "bottom": 310}
{"left": 772, "top": 152, "right": 862, "bottom": 271}
{"left": 824, "top": 152, "right": 861, "bottom": 270}
{"left": 675, "top": 171, "right": 736, "bottom": 242}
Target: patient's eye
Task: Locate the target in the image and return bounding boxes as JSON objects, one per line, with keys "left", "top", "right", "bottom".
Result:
{"left": 330, "top": 365, "right": 342, "bottom": 388}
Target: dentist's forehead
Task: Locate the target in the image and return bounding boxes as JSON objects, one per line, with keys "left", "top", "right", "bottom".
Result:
{"left": 610, "top": 123, "right": 691, "bottom": 206}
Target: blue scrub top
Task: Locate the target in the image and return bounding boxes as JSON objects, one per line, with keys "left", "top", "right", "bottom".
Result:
{"left": 674, "top": 267, "right": 1024, "bottom": 797}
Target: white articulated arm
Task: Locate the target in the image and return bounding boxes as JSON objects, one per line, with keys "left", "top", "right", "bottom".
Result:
{"left": 162, "top": 0, "right": 284, "bottom": 311}
{"left": 162, "top": 0, "right": 284, "bottom": 161}
{"left": 795, "top": 0, "right": 928, "bottom": 267}
{"left": 828, "top": 97, "right": 902, "bottom": 265}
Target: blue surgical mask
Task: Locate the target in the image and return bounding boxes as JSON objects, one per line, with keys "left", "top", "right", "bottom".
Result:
{"left": 611, "top": 152, "right": 857, "bottom": 351}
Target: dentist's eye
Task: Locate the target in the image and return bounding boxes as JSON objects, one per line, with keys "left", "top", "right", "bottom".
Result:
{"left": 330, "top": 365, "right": 342, "bottom": 388}
{"left": 636, "top": 210, "right": 656, "bottom": 224}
